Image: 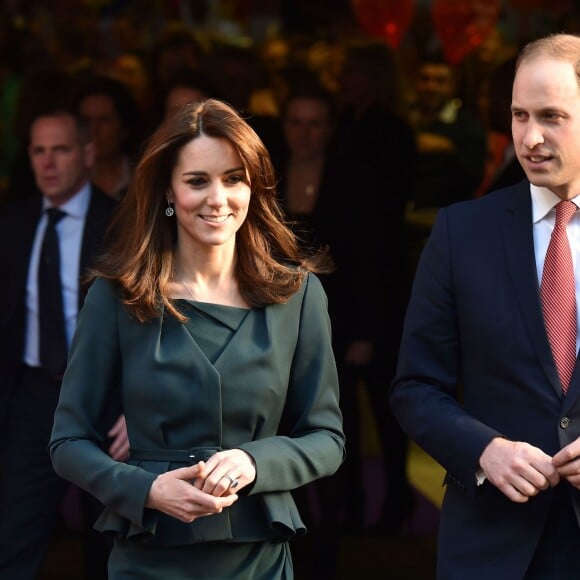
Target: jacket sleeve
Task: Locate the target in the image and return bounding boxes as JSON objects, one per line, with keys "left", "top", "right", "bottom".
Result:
{"left": 390, "top": 209, "right": 501, "bottom": 493}
{"left": 49, "top": 278, "right": 156, "bottom": 528}
{"left": 238, "top": 273, "right": 346, "bottom": 493}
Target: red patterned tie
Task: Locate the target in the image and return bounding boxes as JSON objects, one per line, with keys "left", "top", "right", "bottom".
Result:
{"left": 541, "top": 200, "right": 577, "bottom": 394}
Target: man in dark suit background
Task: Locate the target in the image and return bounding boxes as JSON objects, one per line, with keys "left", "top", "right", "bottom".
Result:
{"left": 391, "top": 33, "right": 580, "bottom": 579}
{"left": 0, "top": 105, "right": 127, "bottom": 579}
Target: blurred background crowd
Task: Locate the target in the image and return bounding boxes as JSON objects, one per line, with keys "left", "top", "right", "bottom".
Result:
{"left": 0, "top": 0, "right": 576, "bottom": 208}
{"left": 1, "top": 0, "right": 577, "bottom": 297}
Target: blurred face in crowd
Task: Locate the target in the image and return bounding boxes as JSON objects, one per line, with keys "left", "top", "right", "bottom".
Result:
{"left": 158, "top": 46, "right": 200, "bottom": 85}
{"left": 283, "top": 97, "right": 333, "bottom": 160}
{"left": 79, "top": 94, "right": 126, "bottom": 162}
{"left": 29, "top": 113, "right": 94, "bottom": 206}
{"left": 167, "top": 134, "right": 251, "bottom": 256}
{"left": 512, "top": 56, "right": 580, "bottom": 201}
{"left": 164, "top": 86, "right": 208, "bottom": 122}
{"left": 415, "top": 63, "right": 455, "bottom": 113}
{"left": 339, "top": 61, "right": 371, "bottom": 105}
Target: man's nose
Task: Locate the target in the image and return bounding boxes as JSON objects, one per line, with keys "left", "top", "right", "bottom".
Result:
{"left": 522, "top": 121, "right": 544, "bottom": 149}
{"left": 42, "top": 152, "right": 56, "bottom": 167}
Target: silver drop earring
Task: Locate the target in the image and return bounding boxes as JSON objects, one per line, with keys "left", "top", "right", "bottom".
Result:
{"left": 165, "top": 202, "right": 174, "bottom": 217}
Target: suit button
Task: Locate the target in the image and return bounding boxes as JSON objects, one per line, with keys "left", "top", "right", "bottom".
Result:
{"left": 560, "top": 417, "right": 571, "bottom": 429}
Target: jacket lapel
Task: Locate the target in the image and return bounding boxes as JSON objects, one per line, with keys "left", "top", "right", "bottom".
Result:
{"left": 501, "top": 181, "right": 563, "bottom": 396}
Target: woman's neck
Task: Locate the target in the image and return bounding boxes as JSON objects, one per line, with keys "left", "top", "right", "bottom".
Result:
{"left": 172, "top": 245, "right": 247, "bottom": 307}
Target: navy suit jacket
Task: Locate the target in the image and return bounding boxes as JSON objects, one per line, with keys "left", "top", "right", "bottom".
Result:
{"left": 391, "top": 180, "right": 580, "bottom": 579}
{"left": 0, "top": 187, "right": 116, "bottom": 428}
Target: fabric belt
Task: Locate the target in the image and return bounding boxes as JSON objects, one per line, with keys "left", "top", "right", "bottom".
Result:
{"left": 129, "top": 447, "right": 221, "bottom": 464}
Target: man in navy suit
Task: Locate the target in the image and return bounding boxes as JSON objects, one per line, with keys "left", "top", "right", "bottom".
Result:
{"left": 0, "top": 105, "right": 128, "bottom": 579}
{"left": 391, "top": 33, "right": 580, "bottom": 579}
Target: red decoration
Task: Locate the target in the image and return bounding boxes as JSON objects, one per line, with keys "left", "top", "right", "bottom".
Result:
{"left": 507, "top": 0, "right": 544, "bottom": 7}
{"left": 432, "top": 0, "right": 501, "bottom": 64}
{"left": 508, "top": 0, "right": 572, "bottom": 11}
{"left": 351, "top": 0, "right": 416, "bottom": 49}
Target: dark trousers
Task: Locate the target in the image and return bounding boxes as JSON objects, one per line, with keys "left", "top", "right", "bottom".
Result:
{"left": 0, "top": 366, "right": 110, "bottom": 580}
{"left": 524, "top": 485, "right": 580, "bottom": 579}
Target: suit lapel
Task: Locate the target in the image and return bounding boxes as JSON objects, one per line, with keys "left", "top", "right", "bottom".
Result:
{"left": 11, "top": 199, "right": 43, "bottom": 299}
{"left": 78, "top": 187, "right": 115, "bottom": 310}
{"left": 18, "top": 202, "right": 43, "bottom": 276}
{"left": 501, "top": 182, "right": 563, "bottom": 396}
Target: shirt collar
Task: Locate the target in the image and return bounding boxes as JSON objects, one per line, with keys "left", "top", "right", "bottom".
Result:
{"left": 42, "top": 181, "right": 92, "bottom": 219}
{"left": 531, "top": 183, "right": 580, "bottom": 224}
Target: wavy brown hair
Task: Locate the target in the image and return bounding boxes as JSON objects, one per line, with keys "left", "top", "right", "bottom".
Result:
{"left": 93, "top": 98, "right": 329, "bottom": 321}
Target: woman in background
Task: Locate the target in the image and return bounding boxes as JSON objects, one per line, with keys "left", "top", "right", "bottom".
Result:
{"left": 75, "top": 74, "right": 140, "bottom": 200}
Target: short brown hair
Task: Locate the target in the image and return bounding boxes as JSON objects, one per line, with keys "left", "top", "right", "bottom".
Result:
{"left": 516, "top": 33, "right": 580, "bottom": 88}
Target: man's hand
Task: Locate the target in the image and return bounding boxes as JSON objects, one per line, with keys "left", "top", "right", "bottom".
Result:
{"left": 417, "top": 132, "right": 455, "bottom": 154}
{"left": 553, "top": 438, "right": 580, "bottom": 488}
{"left": 107, "top": 414, "right": 130, "bottom": 461}
{"left": 479, "top": 437, "right": 560, "bottom": 502}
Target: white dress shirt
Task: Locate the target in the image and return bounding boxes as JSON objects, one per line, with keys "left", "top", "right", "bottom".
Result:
{"left": 24, "top": 183, "right": 91, "bottom": 367}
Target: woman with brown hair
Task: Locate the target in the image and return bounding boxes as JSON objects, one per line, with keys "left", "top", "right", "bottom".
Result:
{"left": 49, "top": 98, "right": 345, "bottom": 579}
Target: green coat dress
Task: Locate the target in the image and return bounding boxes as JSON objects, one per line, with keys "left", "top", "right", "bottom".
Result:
{"left": 49, "top": 272, "right": 345, "bottom": 578}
